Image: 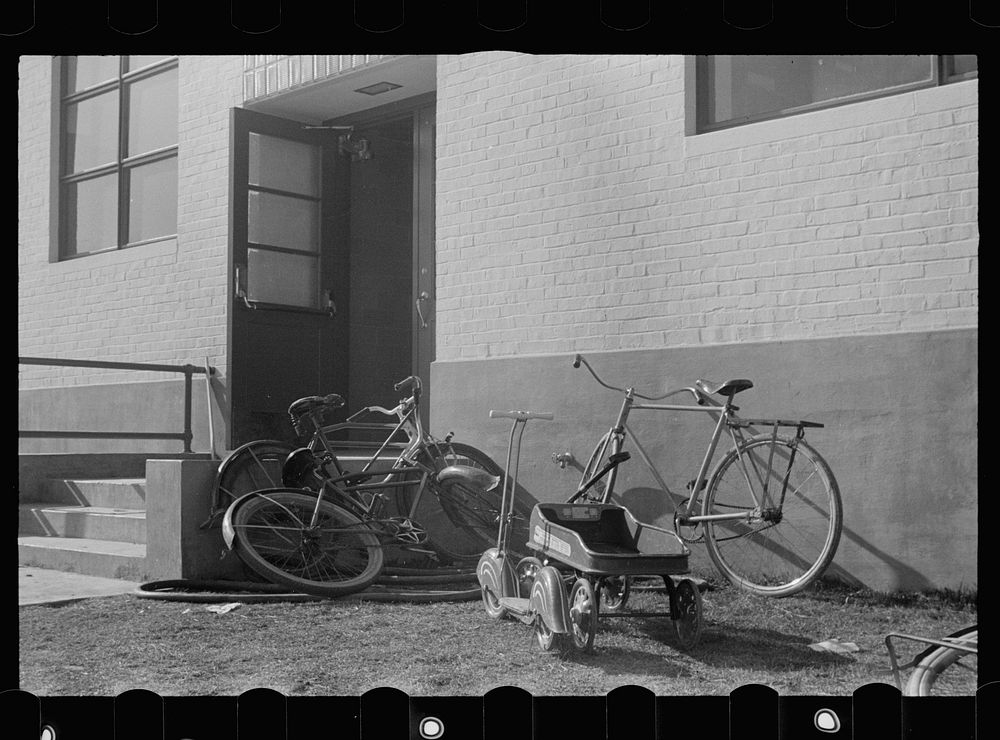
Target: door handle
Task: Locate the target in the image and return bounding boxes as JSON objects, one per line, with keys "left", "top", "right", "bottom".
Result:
{"left": 416, "top": 291, "right": 430, "bottom": 329}
{"left": 234, "top": 264, "right": 257, "bottom": 310}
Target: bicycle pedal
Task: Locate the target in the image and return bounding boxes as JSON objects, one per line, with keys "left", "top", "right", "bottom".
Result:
{"left": 386, "top": 517, "right": 429, "bottom": 545}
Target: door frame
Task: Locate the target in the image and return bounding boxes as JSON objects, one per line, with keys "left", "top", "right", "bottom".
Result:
{"left": 324, "top": 92, "right": 437, "bottom": 426}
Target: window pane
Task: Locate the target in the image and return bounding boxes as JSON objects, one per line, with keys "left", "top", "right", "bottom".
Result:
{"left": 63, "top": 174, "right": 118, "bottom": 256}
{"left": 127, "top": 67, "right": 179, "bottom": 156}
{"left": 247, "top": 248, "right": 319, "bottom": 308}
{"left": 64, "top": 56, "right": 120, "bottom": 93}
{"left": 950, "top": 55, "right": 977, "bottom": 76}
{"left": 248, "top": 190, "right": 320, "bottom": 252}
{"left": 127, "top": 157, "right": 178, "bottom": 243}
{"left": 249, "top": 133, "right": 320, "bottom": 196}
{"left": 701, "top": 55, "right": 933, "bottom": 127}
{"left": 127, "top": 55, "right": 172, "bottom": 71}
{"left": 64, "top": 91, "right": 119, "bottom": 173}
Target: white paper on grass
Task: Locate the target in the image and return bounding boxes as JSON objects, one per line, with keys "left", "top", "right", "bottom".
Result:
{"left": 808, "top": 639, "right": 861, "bottom": 654}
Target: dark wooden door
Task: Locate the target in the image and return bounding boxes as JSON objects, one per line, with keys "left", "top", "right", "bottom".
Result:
{"left": 228, "top": 108, "right": 350, "bottom": 446}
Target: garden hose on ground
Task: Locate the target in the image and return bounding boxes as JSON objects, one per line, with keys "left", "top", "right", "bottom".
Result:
{"left": 132, "top": 566, "right": 482, "bottom": 604}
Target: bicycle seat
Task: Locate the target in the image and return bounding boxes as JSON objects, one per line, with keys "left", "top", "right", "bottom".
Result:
{"left": 695, "top": 378, "right": 753, "bottom": 397}
{"left": 288, "top": 394, "right": 346, "bottom": 417}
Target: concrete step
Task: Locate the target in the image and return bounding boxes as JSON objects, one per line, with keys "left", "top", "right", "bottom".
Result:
{"left": 18, "top": 536, "right": 146, "bottom": 581}
{"left": 40, "top": 478, "right": 147, "bottom": 509}
{"left": 19, "top": 504, "right": 146, "bottom": 544}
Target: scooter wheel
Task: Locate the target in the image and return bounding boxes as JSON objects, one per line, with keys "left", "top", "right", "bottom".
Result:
{"left": 481, "top": 583, "right": 508, "bottom": 620}
{"left": 515, "top": 556, "right": 543, "bottom": 599}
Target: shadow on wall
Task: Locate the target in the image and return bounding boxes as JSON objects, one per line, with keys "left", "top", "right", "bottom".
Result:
{"left": 614, "top": 486, "right": 944, "bottom": 594}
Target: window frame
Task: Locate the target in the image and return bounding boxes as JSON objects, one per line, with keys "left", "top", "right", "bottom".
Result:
{"left": 692, "top": 55, "right": 977, "bottom": 135}
{"left": 56, "top": 55, "right": 179, "bottom": 261}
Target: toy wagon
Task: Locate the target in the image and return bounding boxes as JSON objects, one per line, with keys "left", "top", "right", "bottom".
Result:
{"left": 462, "top": 410, "right": 704, "bottom": 653}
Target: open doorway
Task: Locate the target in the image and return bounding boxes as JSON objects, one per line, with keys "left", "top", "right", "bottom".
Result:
{"left": 228, "top": 99, "right": 435, "bottom": 447}
{"left": 338, "top": 100, "right": 436, "bottom": 427}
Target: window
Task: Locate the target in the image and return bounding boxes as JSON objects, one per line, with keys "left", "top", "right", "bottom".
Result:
{"left": 695, "top": 55, "right": 977, "bottom": 133}
{"left": 59, "top": 56, "right": 178, "bottom": 258}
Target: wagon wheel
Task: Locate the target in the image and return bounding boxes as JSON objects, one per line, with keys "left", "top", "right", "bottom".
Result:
{"left": 599, "top": 575, "right": 631, "bottom": 612}
{"left": 569, "top": 577, "right": 599, "bottom": 652}
{"left": 669, "top": 578, "right": 704, "bottom": 650}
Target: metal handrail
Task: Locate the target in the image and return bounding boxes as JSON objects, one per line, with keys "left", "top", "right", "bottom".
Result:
{"left": 18, "top": 356, "right": 217, "bottom": 455}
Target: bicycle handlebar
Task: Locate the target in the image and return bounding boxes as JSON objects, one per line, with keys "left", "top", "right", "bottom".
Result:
{"left": 393, "top": 375, "right": 422, "bottom": 394}
{"left": 489, "top": 410, "right": 555, "bottom": 421}
{"left": 572, "top": 353, "right": 708, "bottom": 403}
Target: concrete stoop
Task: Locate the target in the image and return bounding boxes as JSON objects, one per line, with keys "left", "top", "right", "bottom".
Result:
{"left": 18, "top": 477, "right": 149, "bottom": 581}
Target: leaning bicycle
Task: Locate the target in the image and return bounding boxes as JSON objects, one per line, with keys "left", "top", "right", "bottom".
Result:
{"left": 215, "top": 377, "right": 527, "bottom": 596}
{"left": 571, "top": 354, "right": 842, "bottom": 598}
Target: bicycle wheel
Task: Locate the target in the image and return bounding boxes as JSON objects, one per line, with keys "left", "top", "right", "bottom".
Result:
{"left": 702, "top": 435, "right": 842, "bottom": 597}
{"left": 214, "top": 440, "right": 297, "bottom": 511}
{"left": 905, "top": 627, "right": 978, "bottom": 696}
{"left": 419, "top": 443, "right": 528, "bottom": 563}
{"left": 230, "top": 488, "right": 384, "bottom": 597}
{"left": 578, "top": 431, "right": 621, "bottom": 503}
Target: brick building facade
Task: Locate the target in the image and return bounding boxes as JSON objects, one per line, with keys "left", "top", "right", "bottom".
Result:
{"left": 19, "top": 54, "right": 978, "bottom": 592}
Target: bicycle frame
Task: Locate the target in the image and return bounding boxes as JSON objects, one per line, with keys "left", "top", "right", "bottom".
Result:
{"left": 296, "top": 379, "right": 454, "bottom": 541}
{"left": 572, "top": 355, "right": 818, "bottom": 527}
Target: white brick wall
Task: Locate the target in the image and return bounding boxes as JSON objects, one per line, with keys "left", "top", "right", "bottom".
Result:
{"left": 18, "top": 55, "right": 244, "bottom": 388}
{"left": 435, "top": 53, "right": 979, "bottom": 360}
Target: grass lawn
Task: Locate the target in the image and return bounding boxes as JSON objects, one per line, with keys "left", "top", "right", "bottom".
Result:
{"left": 18, "top": 580, "right": 977, "bottom": 696}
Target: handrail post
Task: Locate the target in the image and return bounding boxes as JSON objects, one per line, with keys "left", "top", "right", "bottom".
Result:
{"left": 183, "top": 367, "right": 194, "bottom": 454}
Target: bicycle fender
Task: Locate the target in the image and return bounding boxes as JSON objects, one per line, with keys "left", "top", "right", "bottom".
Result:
{"left": 529, "top": 565, "right": 571, "bottom": 634}
{"left": 477, "top": 549, "right": 517, "bottom": 598}
{"left": 221, "top": 491, "right": 278, "bottom": 549}
{"left": 436, "top": 464, "right": 501, "bottom": 492}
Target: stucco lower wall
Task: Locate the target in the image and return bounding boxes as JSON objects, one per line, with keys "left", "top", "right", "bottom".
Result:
{"left": 429, "top": 328, "right": 977, "bottom": 593}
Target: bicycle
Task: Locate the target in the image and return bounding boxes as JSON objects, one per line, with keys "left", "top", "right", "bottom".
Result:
{"left": 570, "top": 354, "right": 842, "bottom": 598}
{"left": 885, "top": 625, "right": 978, "bottom": 695}
{"left": 215, "top": 376, "right": 529, "bottom": 596}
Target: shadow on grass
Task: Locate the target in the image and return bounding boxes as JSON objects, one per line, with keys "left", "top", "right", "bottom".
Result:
{"left": 687, "top": 623, "right": 855, "bottom": 671}
{"left": 571, "top": 619, "right": 855, "bottom": 679}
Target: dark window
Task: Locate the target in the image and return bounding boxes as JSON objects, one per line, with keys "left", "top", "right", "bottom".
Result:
{"left": 695, "top": 55, "right": 977, "bottom": 133}
{"left": 59, "top": 55, "right": 178, "bottom": 258}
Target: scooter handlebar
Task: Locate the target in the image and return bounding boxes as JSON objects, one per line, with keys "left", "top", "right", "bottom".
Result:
{"left": 489, "top": 410, "right": 554, "bottom": 421}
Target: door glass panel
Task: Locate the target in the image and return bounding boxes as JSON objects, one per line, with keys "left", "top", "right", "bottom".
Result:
{"left": 247, "top": 248, "right": 319, "bottom": 308}
{"left": 127, "top": 157, "right": 178, "bottom": 243}
{"left": 248, "top": 190, "right": 319, "bottom": 251}
{"left": 63, "top": 173, "right": 119, "bottom": 256}
{"left": 248, "top": 133, "right": 320, "bottom": 196}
